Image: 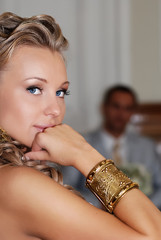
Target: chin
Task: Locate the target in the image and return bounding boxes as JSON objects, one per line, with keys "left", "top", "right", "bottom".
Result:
{"left": 13, "top": 137, "right": 33, "bottom": 148}
{"left": 115, "top": 127, "right": 125, "bottom": 133}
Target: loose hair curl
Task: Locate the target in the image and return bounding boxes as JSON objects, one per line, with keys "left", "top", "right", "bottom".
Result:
{"left": 0, "top": 12, "right": 80, "bottom": 195}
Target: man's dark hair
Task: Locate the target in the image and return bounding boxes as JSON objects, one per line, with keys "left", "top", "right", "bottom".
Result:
{"left": 102, "top": 85, "right": 138, "bottom": 105}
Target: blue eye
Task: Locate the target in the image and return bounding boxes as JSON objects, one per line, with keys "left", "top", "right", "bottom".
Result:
{"left": 27, "top": 86, "right": 42, "bottom": 95}
{"left": 56, "top": 90, "right": 70, "bottom": 98}
{"left": 56, "top": 90, "right": 64, "bottom": 97}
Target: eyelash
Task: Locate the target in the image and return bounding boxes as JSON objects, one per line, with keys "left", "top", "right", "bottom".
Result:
{"left": 64, "top": 90, "right": 70, "bottom": 96}
{"left": 56, "top": 89, "right": 70, "bottom": 98}
{"left": 26, "top": 86, "right": 42, "bottom": 95}
{"left": 27, "top": 86, "right": 70, "bottom": 97}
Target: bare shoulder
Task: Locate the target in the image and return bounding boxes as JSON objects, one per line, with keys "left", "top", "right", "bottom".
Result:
{"left": 0, "top": 165, "right": 52, "bottom": 188}
{"left": 0, "top": 165, "right": 75, "bottom": 237}
{"left": 0, "top": 165, "right": 146, "bottom": 240}
{"left": 0, "top": 165, "right": 95, "bottom": 239}
{"left": 0, "top": 165, "right": 60, "bottom": 205}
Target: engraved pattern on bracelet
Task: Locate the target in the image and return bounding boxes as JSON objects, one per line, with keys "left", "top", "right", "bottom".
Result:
{"left": 86, "top": 160, "right": 139, "bottom": 213}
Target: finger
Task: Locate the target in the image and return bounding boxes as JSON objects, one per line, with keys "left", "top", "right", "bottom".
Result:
{"left": 31, "top": 140, "right": 43, "bottom": 152}
{"left": 25, "top": 150, "right": 50, "bottom": 161}
{"left": 31, "top": 132, "right": 46, "bottom": 152}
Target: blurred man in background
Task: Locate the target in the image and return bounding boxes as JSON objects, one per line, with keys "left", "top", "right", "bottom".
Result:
{"left": 62, "top": 85, "right": 161, "bottom": 209}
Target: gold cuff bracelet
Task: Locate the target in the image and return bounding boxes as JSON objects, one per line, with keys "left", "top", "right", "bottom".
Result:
{"left": 86, "top": 159, "right": 139, "bottom": 213}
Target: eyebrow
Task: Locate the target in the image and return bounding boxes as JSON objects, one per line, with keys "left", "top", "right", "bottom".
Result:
{"left": 24, "top": 77, "right": 47, "bottom": 82}
{"left": 61, "top": 81, "right": 70, "bottom": 86}
{"left": 24, "top": 77, "right": 69, "bottom": 86}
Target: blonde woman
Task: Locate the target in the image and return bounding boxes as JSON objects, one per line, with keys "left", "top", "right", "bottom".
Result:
{"left": 0, "top": 12, "right": 160, "bottom": 240}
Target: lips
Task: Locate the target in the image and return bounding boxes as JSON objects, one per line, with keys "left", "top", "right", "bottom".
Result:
{"left": 34, "top": 125, "right": 55, "bottom": 132}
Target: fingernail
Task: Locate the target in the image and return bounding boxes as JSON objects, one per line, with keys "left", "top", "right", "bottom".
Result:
{"left": 25, "top": 156, "right": 30, "bottom": 161}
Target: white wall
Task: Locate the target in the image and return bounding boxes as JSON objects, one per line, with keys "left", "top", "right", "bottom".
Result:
{"left": 0, "top": 0, "right": 160, "bottom": 132}
{"left": 130, "top": 0, "right": 161, "bottom": 102}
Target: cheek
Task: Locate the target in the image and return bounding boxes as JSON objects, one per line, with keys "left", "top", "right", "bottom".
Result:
{"left": 124, "top": 112, "right": 132, "bottom": 119}
{"left": 58, "top": 98, "right": 65, "bottom": 110}
{"left": 108, "top": 110, "right": 118, "bottom": 119}
{"left": 0, "top": 93, "right": 32, "bottom": 127}
{"left": 0, "top": 95, "right": 15, "bottom": 124}
{"left": 60, "top": 102, "right": 66, "bottom": 119}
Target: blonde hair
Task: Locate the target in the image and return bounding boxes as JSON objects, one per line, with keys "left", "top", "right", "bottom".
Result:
{"left": 0, "top": 12, "right": 81, "bottom": 195}
{"left": 0, "top": 12, "right": 68, "bottom": 69}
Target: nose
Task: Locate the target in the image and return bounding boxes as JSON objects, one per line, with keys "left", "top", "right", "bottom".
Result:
{"left": 44, "top": 95, "right": 61, "bottom": 117}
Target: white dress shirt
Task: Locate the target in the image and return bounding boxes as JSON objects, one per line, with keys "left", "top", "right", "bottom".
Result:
{"left": 100, "top": 129, "right": 128, "bottom": 165}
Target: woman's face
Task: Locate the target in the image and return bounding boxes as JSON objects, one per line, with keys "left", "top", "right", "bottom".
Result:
{"left": 0, "top": 46, "right": 68, "bottom": 147}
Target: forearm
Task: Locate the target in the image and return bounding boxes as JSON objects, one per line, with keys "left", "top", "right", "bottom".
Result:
{"left": 73, "top": 145, "right": 105, "bottom": 177}
{"left": 26, "top": 125, "right": 161, "bottom": 239}
{"left": 74, "top": 150, "right": 161, "bottom": 238}
{"left": 114, "top": 188, "right": 161, "bottom": 238}
{"left": 150, "top": 189, "right": 161, "bottom": 210}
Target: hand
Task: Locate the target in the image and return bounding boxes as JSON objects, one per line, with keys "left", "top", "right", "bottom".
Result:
{"left": 25, "top": 124, "right": 91, "bottom": 166}
{"left": 25, "top": 124, "right": 105, "bottom": 176}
